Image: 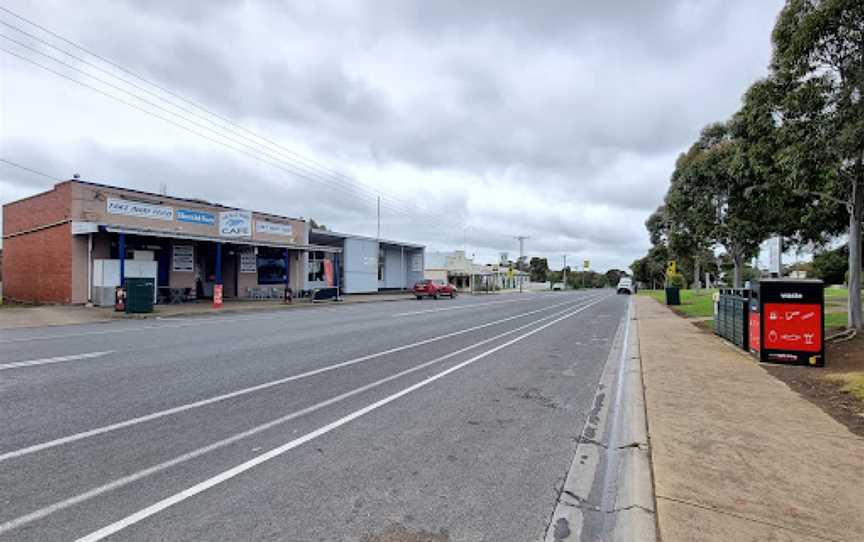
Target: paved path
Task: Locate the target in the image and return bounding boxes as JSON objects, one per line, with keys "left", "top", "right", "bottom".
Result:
{"left": 636, "top": 296, "right": 864, "bottom": 542}
{"left": 0, "top": 291, "right": 627, "bottom": 541}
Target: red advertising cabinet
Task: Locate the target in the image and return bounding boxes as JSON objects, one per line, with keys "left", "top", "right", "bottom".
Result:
{"left": 749, "top": 279, "right": 824, "bottom": 366}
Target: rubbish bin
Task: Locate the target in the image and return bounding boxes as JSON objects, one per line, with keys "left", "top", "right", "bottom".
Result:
{"left": 714, "top": 288, "right": 749, "bottom": 350}
{"left": 125, "top": 277, "right": 155, "bottom": 314}
{"left": 665, "top": 287, "right": 680, "bottom": 306}
{"left": 749, "top": 279, "right": 824, "bottom": 366}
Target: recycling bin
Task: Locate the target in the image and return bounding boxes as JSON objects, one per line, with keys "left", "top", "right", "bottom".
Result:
{"left": 125, "top": 277, "right": 155, "bottom": 314}
{"left": 749, "top": 279, "right": 824, "bottom": 366}
{"left": 715, "top": 288, "right": 750, "bottom": 350}
{"left": 665, "top": 287, "right": 680, "bottom": 306}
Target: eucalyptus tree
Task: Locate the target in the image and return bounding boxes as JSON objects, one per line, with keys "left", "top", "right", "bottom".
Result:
{"left": 770, "top": 0, "right": 864, "bottom": 328}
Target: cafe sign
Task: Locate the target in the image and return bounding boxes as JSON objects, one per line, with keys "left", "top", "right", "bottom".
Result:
{"left": 255, "top": 220, "right": 293, "bottom": 237}
{"left": 107, "top": 198, "right": 173, "bottom": 221}
{"left": 219, "top": 210, "right": 252, "bottom": 238}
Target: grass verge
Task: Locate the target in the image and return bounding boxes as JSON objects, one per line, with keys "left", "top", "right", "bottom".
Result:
{"left": 825, "top": 372, "right": 864, "bottom": 402}
{"left": 639, "top": 288, "right": 717, "bottom": 318}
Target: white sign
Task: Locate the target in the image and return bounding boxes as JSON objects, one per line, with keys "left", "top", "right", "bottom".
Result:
{"left": 411, "top": 253, "right": 422, "bottom": 272}
{"left": 71, "top": 221, "right": 99, "bottom": 234}
{"left": 256, "top": 220, "right": 293, "bottom": 237}
{"left": 172, "top": 245, "right": 194, "bottom": 272}
{"left": 768, "top": 236, "right": 782, "bottom": 276}
{"left": 240, "top": 250, "right": 257, "bottom": 273}
{"left": 219, "top": 210, "right": 252, "bottom": 238}
{"left": 107, "top": 198, "right": 174, "bottom": 221}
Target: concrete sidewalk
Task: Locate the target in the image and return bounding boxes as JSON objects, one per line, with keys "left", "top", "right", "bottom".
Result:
{"left": 636, "top": 296, "right": 863, "bottom": 542}
{"left": 0, "top": 292, "right": 416, "bottom": 330}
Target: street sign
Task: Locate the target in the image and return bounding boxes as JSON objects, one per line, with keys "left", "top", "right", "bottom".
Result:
{"left": 583, "top": 259, "right": 590, "bottom": 270}
{"left": 666, "top": 261, "right": 677, "bottom": 275}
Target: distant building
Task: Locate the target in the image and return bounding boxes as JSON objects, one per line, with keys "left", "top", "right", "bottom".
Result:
{"left": 424, "top": 250, "right": 529, "bottom": 291}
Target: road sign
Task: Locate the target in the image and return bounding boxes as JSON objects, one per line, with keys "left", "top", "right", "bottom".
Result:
{"left": 666, "top": 261, "right": 677, "bottom": 275}
{"left": 583, "top": 259, "right": 590, "bottom": 270}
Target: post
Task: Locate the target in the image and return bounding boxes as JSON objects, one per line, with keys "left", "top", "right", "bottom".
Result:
{"left": 214, "top": 242, "right": 223, "bottom": 308}
{"left": 334, "top": 252, "right": 341, "bottom": 300}
{"left": 87, "top": 232, "right": 93, "bottom": 305}
{"left": 118, "top": 232, "right": 126, "bottom": 287}
{"left": 282, "top": 248, "right": 291, "bottom": 292}
{"left": 401, "top": 245, "right": 405, "bottom": 291}
{"left": 562, "top": 255, "right": 567, "bottom": 290}
{"left": 377, "top": 196, "right": 381, "bottom": 240}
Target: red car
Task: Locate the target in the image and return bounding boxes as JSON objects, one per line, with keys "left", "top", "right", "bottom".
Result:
{"left": 413, "top": 279, "right": 457, "bottom": 300}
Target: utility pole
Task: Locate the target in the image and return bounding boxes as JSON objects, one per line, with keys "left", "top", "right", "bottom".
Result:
{"left": 514, "top": 236, "right": 529, "bottom": 293}
{"left": 377, "top": 196, "right": 381, "bottom": 240}
{"left": 562, "top": 255, "right": 567, "bottom": 290}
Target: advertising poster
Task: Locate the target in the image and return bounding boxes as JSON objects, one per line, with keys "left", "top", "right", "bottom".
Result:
{"left": 323, "top": 259, "right": 334, "bottom": 287}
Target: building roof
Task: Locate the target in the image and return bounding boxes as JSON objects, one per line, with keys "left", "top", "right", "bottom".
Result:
{"left": 64, "top": 179, "right": 306, "bottom": 223}
{"left": 309, "top": 228, "right": 424, "bottom": 249}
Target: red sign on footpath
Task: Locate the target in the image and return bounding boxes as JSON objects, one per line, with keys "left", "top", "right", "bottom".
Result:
{"left": 213, "top": 284, "right": 223, "bottom": 308}
{"left": 749, "top": 311, "right": 761, "bottom": 353}
{"left": 762, "top": 302, "right": 821, "bottom": 352}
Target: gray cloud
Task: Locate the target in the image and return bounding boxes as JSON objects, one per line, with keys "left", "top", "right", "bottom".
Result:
{"left": 0, "top": 0, "right": 784, "bottom": 270}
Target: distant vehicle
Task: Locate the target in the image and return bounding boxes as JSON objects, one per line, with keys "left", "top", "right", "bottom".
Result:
{"left": 413, "top": 279, "right": 457, "bottom": 300}
{"left": 616, "top": 277, "right": 634, "bottom": 295}
{"left": 552, "top": 282, "right": 565, "bottom": 291}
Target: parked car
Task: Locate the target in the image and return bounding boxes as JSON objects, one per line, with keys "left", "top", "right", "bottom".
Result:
{"left": 552, "top": 282, "right": 565, "bottom": 291}
{"left": 616, "top": 277, "right": 634, "bottom": 295}
{"left": 413, "top": 279, "right": 457, "bottom": 300}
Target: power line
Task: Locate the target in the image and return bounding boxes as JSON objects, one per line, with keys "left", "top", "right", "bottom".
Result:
{"left": 0, "top": 7, "right": 447, "bottom": 221}
{"left": 0, "top": 44, "right": 455, "bottom": 235}
{"left": 0, "top": 158, "right": 61, "bottom": 180}
{"left": 0, "top": 6, "right": 499, "bottom": 246}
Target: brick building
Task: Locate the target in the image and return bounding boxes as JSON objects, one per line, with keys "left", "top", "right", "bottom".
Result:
{"left": 1, "top": 180, "right": 423, "bottom": 304}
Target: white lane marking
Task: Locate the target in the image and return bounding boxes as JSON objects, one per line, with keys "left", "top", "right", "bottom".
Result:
{"left": 0, "top": 302, "right": 383, "bottom": 345}
{"left": 392, "top": 295, "right": 549, "bottom": 317}
{"left": 0, "top": 297, "right": 611, "bottom": 535}
{"left": 73, "top": 295, "right": 612, "bottom": 542}
{"left": 0, "top": 352, "right": 113, "bottom": 371}
{"left": 0, "top": 296, "right": 599, "bottom": 463}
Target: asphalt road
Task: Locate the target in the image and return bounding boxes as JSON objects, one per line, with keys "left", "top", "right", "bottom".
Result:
{"left": 0, "top": 291, "right": 628, "bottom": 541}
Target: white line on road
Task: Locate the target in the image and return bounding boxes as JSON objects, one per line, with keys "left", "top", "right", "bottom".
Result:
{"left": 0, "top": 295, "right": 603, "bottom": 463}
{"left": 72, "top": 295, "right": 612, "bottom": 542}
{"left": 392, "top": 294, "right": 549, "bottom": 317}
{"left": 0, "top": 304, "right": 375, "bottom": 345}
{"left": 0, "top": 296, "right": 611, "bottom": 536}
{"left": 0, "top": 351, "right": 113, "bottom": 371}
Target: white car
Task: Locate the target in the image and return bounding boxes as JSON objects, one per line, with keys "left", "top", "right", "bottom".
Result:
{"left": 616, "top": 277, "right": 634, "bottom": 295}
{"left": 552, "top": 282, "right": 565, "bottom": 291}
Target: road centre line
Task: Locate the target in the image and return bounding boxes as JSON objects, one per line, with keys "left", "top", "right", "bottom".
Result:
{"left": 392, "top": 295, "right": 546, "bottom": 317}
{"left": 72, "top": 295, "right": 612, "bottom": 542}
{"left": 0, "top": 351, "right": 113, "bottom": 371}
{"left": 0, "top": 295, "right": 601, "bottom": 463}
{"left": 0, "top": 296, "right": 611, "bottom": 536}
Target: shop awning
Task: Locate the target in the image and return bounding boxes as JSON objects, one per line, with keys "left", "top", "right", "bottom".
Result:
{"left": 99, "top": 224, "right": 341, "bottom": 253}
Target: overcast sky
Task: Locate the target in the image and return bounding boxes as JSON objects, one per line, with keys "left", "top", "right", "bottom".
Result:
{"left": 0, "top": 0, "right": 784, "bottom": 270}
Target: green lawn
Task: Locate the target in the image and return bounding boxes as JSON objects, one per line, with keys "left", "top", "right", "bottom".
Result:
{"left": 639, "top": 288, "right": 717, "bottom": 318}
{"left": 641, "top": 286, "right": 857, "bottom": 329}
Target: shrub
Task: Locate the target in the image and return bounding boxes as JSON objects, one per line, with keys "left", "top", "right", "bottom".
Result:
{"left": 666, "top": 272, "right": 686, "bottom": 289}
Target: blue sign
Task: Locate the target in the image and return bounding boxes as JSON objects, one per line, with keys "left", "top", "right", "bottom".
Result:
{"left": 177, "top": 209, "right": 215, "bottom": 225}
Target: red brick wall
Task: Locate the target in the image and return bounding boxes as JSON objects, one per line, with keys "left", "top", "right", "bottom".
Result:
{"left": 2, "top": 183, "right": 73, "bottom": 303}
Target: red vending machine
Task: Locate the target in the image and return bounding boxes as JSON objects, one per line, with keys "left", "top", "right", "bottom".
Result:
{"left": 749, "top": 279, "right": 824, "bottom": 366}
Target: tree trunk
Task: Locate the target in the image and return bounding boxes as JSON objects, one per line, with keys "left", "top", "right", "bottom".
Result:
{"left": 732, "top": 251, "right": 743, "bottom": 289}
{"left": 848, "top": 179, "right": 863, "bottom": 330}
{"left": 694, "top": 258, "right": 701, "bottom": 294}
